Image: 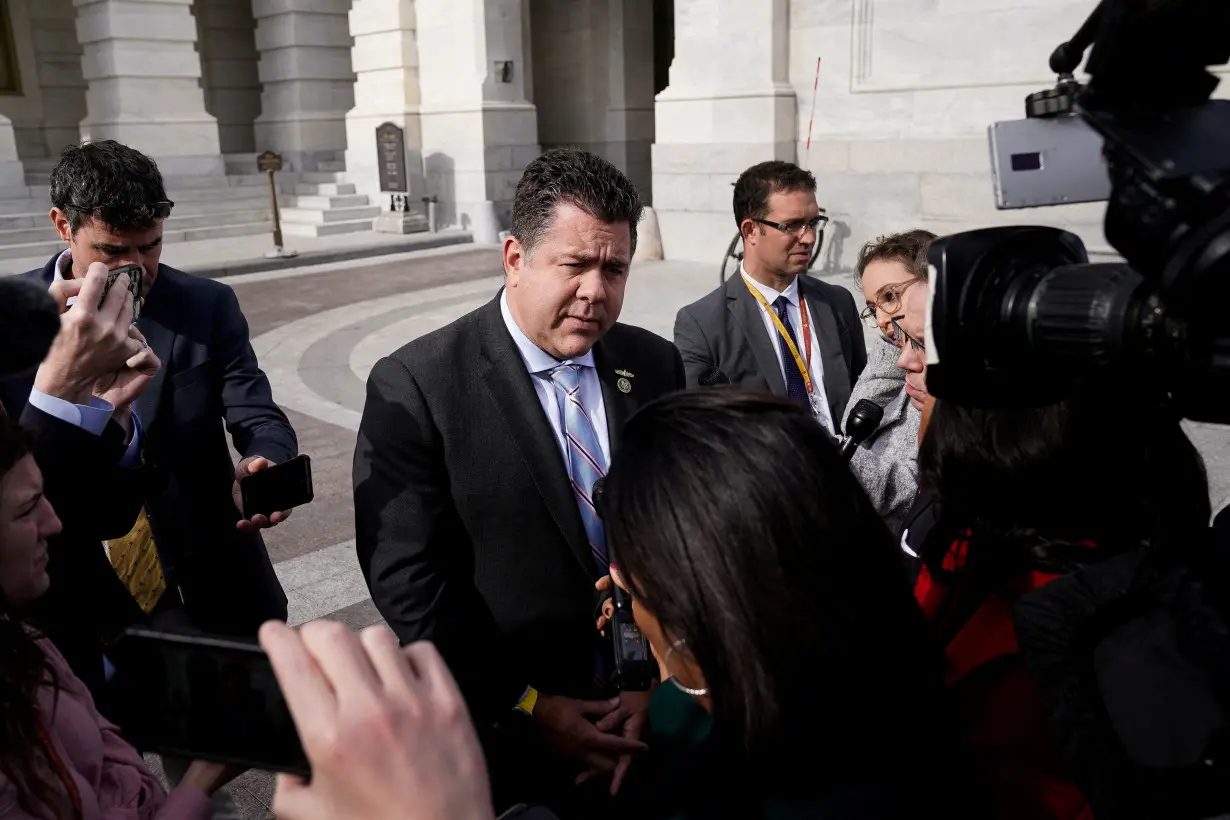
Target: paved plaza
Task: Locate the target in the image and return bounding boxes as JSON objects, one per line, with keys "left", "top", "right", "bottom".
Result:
{"left": 162, "top": 244, "right": 1230, "bottom": 817}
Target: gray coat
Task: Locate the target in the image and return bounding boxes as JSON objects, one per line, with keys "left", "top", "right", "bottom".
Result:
{"left": 843, "top": 336, "right": 921, "bottom": 537}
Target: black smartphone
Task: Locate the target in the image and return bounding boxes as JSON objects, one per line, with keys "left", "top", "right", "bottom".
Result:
{"left": 239, "top": 454, "right": 314, "bottom": 519}
{"left": 101, "top": 263, "right": 144, "bottom": 322}
{"left": 106, "top": 627, "right": 310, "bottom": 777}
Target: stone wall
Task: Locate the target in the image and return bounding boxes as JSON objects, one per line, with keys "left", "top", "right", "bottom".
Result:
{"left": 653, "top": 0, "right": 1230, "bottom": 268}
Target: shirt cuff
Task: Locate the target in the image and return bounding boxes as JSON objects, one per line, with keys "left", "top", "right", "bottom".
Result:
{"left": 119, "top": 410, "right": 143, "bottom": 467}
{"left": 27, "top": 389, "right": 114, "bottom": 437}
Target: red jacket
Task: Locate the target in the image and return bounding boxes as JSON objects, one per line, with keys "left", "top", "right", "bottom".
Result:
{"left": 915, "top": 539, "right": 1094, "bottom": 820}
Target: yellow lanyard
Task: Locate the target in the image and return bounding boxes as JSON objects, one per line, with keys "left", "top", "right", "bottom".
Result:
{"left": 742, "top": 276, "right": 813, "bottom": 394}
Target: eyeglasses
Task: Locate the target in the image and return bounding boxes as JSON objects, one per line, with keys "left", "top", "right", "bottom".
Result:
{"left": 859, "top": 279, "right": 920, "bottom": 329}
{"left": 752, "top": 212, "right": 829, "bottom": 239}
{"left": 890, "top": 315, "right": 925, "bottom": 353}
{"left": 64, "top": 200, "right": 176, "bottom": 219}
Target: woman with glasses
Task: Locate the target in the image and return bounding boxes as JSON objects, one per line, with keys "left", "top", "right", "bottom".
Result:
{"left": 599, "top": 389, "right": 977, "bottom": 819}
{"left": 842, "top": 230, "right": 936, "bottom": 539}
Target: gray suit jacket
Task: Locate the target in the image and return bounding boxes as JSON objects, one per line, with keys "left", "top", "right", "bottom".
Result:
{"left": 845, "top": 337, "right": 921, "bottom": 537}
{"left": 673, "top": 273, "right": 867, "bottom": 424}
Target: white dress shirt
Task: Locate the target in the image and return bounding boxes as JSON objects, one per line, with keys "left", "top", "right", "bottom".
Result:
{"left": 740, "top": 267, "right": 835, "bottom": 434}
{"left": 500, "top": 290, "right": 611, "bottom": 470}
{"left": 30, "top": 249, "right": 143, "bottom": 466}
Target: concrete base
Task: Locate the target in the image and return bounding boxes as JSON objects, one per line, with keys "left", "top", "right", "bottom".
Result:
{"left": 631, "top": 206, "right": 663, "bottom": 262}
{"left": 374, "top": 211, "right": 429, "bottom": 235}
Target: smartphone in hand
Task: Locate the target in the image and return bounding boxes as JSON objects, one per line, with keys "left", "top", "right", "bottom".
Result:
{"left": 66, "top": 263, "right": 144, "bottom": 322}
{"left": 239, "top": 454, "right": 314, "bottom": 520}
{"left": 106, "top": 627, "right": 311, "bottom": 777}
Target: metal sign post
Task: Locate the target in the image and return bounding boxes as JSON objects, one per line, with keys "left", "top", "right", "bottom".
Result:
{"left": 258, "top": 151, "right": 298, "bottom": 259}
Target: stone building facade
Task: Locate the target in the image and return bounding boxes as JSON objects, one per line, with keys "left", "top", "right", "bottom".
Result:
{"left": 0, "top": 0, "right": 1223, "bottom": 264}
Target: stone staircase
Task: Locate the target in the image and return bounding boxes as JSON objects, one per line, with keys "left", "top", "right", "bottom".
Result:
{"left": 0, "top": 153, "right": 379, "bottom": 261}
{"left": 277, "top": 153, "right": 381, "bottom": 238}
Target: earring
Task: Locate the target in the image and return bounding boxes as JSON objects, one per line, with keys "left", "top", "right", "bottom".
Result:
{"left": 664, "top": 638, "right": 708, "bottom": 696}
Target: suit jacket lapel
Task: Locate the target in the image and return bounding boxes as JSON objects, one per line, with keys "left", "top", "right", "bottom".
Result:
{"left": 800, "top": 276, "right": 853, "bottom": 422}
{"left": 134, "top": 268, "right": 181, "bottom": 432}
{"left": 476, "top": 298, "right": 593, "bottom": 574}
{"left": 592, "top": 341, "right": 634, "bottom": 454}
{"left": 725, "top": 274, "right": 786, "bottom": 395}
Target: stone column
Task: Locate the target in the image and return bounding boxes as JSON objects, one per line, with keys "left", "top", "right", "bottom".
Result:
{"left": 74, "top": 0, "right": 224, "bottom": 178}
{"left": 530, "top": 0, "right": 654, "bottom": 201}
{"left": 28, "top": 0, "right": 88, "bottom": 160}
{"left": 0, "top": 115, "right": 29, "bottom": 194}
{"left": 415, "top": 0, "right": 540, "bottom": 238}
{"left": 252, "top": 0, "right": 355, "bottom": 173}
{"left": 195, "top": 0, "right": 261, "bottom": 155}
{"left": 344, "top": 0, "right": 428, "bottom": 231}
{"left": 652, "top": 0, "right": 797, "bottom": 262}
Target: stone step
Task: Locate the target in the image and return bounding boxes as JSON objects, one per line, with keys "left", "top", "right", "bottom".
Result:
{"left": 162, "top": 221, "right": 272, "bottom": 243}
{"left": 167, "top": 209, "right": 270, "bottom": 229}
{"left": 282, "top": 217, "right": 375, "bottom": 238}
{"left": 287, "top": 193, "right": 369, "bottom": 209}
{"left": 0, "top": 238, "right": 63, "bottom": 262}
{"left": 0, "top": 212, "right": 44, "bottom": 230}
{"left": 280, "top": 205, "right": 380, "bottom": 225}
{"left": 169, "top": 191, "right": 270, "bottom": 209}
{"left": 294, "top": 182, "right": 356, "bottom": 196}
{"left": 0, "top": 225, "right": 61, "bottom": 245}
{"left": 298, "top": 171, "right": 348, "bottom": 184}
{"left": 316, "top": 159, "right": 346, "bottom": 172}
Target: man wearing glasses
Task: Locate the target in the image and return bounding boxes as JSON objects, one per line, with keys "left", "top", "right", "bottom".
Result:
{"left": 11, "top": 141, "right": 296, "bottom": 710}
{"left": 674, "top": 161, "right": 865, "bottom": 434}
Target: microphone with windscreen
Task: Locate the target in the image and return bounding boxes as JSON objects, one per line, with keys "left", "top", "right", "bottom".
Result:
{"left": 837, "top": 399, "right": 884, "bottom": 462}
{"left": 697, "top": 367, "right": 730, "bottom": 387}
{"left": 591, "top": 477, "right": 654, "bottom": 692}
{"left": 0, "top": 278, "right": 60, "bottom": 378}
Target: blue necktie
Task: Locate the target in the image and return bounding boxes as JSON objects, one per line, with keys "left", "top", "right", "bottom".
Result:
{"left": 773, "top": 296, "right": 811, "bottom": 408}
{"left": 549, "top": 364, "right": 608, "bottom": 572}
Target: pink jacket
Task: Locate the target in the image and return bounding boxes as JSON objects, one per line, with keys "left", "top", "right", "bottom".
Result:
{"left": 0, "top": 639, "right": 212, "bottom": 820}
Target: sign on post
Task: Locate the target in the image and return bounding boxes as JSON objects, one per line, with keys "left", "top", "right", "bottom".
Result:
{"left": 376, "top": 123, "right": 408, "bottom": 194}
{"left": 257, "top": 151, "right": 296, "bottom": 259}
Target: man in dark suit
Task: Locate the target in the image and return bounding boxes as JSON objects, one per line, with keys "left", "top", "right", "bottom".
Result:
{"left": 674, "top": 161, "right": 866, "bottom": 433}
{"left": 354, "top": 147, "right": 684, "bottom": 815}
{"left": 7, "top": 141, "right": 297, "bottom": 682}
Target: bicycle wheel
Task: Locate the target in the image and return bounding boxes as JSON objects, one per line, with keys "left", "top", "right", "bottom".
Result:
{"left": 720, "top": 231, "right": 744, "bottom": 285}
{"left": 806, "top": 228, "right": 826, "bottom": 274}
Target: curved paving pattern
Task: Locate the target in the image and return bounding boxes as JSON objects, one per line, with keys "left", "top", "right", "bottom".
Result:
{"left": 251, "top": 275, "right": 503, "bottom": 430}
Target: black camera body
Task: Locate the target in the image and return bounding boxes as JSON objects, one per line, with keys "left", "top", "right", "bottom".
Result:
{"left": 926, "top": 0, "right": 1230, "bottom": 423}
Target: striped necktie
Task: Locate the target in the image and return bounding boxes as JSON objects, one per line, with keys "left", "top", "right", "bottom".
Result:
{"left": 548, "top": 364, "right": 608, "bottom": 572}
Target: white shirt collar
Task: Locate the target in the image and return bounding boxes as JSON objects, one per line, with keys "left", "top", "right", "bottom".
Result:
{"left": 740, "top": 265, "right": 800, "bottom": 307}
{"left": 53, "top": 248, "right": 72, "bottom": 282}
{"left": 499, "top": 289, "right": 596, "bottom": 375}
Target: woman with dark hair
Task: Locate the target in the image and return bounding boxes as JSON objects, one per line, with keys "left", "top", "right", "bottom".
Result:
{"left": 0, "top": 414, "right": 229, "bottom": 818}
{"left": 915, "top": 382, "right": 1213, "bottom": 819}
{"left": 600, "top": 388, "right": 967, "bottom": 818}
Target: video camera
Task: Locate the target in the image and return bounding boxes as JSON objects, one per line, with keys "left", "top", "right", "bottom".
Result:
{"left": 925, "top": 0, "right": 1230, "bottom": 423}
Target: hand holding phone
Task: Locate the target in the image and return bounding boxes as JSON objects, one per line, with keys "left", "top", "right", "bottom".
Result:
{"left": 235, "top": 454, "right": 313, "bottom": 530}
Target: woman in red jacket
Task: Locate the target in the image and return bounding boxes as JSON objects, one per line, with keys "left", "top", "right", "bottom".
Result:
{"left": 914, "top": 381, "right": 1210, "bottom": 819}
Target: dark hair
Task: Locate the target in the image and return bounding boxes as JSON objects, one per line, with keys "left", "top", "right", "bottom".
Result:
{"left": 854, "top": 229, "right": 937, "bottom": 288}
{"left": 510, "top": 147, "right": 643, "bottom": 257}
{"left": 50, "top": 140, "right": 169, "bottom": 234}
{"left": 918, "top": 379, "right": 1211, "bottom": 587}
{"left": 732, "top": 161, "right": 817, "bottom": 226}
{"left": 0, "top": 416, "right": 73, "bottom": 818}
{"left": 603, "top": 389, "right": 947, "bottom": 793}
